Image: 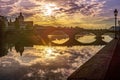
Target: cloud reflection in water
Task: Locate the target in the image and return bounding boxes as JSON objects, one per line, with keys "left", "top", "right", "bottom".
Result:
{"left": 0, "top": 46, "right": 104, "bottom": 80}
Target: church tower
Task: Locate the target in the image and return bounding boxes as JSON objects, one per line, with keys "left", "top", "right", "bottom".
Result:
{"left": 18, "top": 12, "right": 25, "bottom": 29}
{"left": 18, "top": 12, "right": 24, "bottom": 22}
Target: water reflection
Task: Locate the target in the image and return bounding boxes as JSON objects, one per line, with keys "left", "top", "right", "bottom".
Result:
{"left": 75, "top": 33, "right": 96, "bottom": 43}
{"left": 102, "top": 33, "right": 114, "bottom": 42}
{"left": 48, "top": 35, "right": 69, "bottom": 44}
{"left": 48, "top": 31, "right": 69, "bottom": 44}
{"left": 0, "top": 46, "right": 103, "bottom": 80}
{"left": 0, "top": 29, "right": 113, "bottom": 80}
{"left": 102, "top": 35, "right": 113, "bottom": 42}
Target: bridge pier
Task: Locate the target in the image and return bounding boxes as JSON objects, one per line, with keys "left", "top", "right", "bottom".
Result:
{"left": 94, "top": 35, "right": 107, "bottom": 45}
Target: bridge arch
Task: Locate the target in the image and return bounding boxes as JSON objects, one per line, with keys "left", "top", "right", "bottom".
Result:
{"left": 102, "top": 32, "right": 114, "bottom": 42}
{"left": 34, "top": 28, "right": 114, "bottom": 46}
{"left": 48, "top": 30, "right": 69, "bottom": 45}
{"left": 75, "top": 32, "right": 96, "bottom": 44}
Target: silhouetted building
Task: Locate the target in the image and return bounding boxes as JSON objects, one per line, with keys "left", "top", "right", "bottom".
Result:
{"left": 8, "top": 18, "right": 15, "bottom": 29}
{"left": 0, "top": 15, "right": 8, "bottom": 57}
{"left": 0, "top": 15, "right": 8, "bottom": 29}
{"left": 14, "top": 12, "right": 33, "bottom": 29}
{"left": 7, "top": 12, "right": 33, "bottom": 30}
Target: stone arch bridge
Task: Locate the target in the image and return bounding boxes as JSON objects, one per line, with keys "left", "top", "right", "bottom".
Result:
{"left": 32, "top": 27, "right": 115, "bottom": 46}
{"left": 5, "top": 28, "right": 116, "bottom": 46}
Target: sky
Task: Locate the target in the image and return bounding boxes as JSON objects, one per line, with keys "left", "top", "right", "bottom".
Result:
{"left": 0, "top": 0, "right": 120, "bottom": 29}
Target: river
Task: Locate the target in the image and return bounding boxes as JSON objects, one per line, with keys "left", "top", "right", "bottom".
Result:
{"left": 0, "top": 34, "right": 113, "bottom": 80}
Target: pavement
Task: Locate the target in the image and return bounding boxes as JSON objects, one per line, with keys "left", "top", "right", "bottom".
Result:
{"left": 67, "top": 39, "right": 119, "bottom": 80}
{"left": 104, "top": 38, "right": 120, "bottom": 80}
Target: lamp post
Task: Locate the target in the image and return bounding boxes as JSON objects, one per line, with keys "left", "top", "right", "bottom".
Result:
{"left": 114, "top": 9, "right": 118, "bottom": 39}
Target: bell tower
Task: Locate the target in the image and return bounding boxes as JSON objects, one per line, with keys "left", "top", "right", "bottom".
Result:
{"left": 18, "top": 12, "right": 24, "bottom": 22}
{"left": 18, "top": 12, "right": 25, "bottom": 29}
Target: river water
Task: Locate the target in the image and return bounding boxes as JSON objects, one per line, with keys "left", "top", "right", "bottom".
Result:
{"left": 0, "top": 35, "right": 113, "bottom": 80}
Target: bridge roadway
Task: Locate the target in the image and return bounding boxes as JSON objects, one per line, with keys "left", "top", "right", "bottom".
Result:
{"left": 67, "top": 38, "right": 120, "bottom": 80}
{"left": 34, "top": 28, "right": 115, "bottom": 37}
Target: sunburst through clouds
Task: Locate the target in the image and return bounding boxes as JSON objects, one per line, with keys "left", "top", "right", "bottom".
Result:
{"left": 41, "top": 3, "right": 59, "bottom": 16}
{"left": 0, "top": 0, "right": 120, "bottom": 28}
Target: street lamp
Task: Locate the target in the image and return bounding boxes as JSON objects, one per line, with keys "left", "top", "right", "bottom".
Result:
{"left": 114, "top": 9, "right": 118, "bottom": 39}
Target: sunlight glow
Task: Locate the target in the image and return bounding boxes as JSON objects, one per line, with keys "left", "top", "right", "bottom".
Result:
{"left": 45, "top": 47, "right": 53, "bottom": 55}
{"left": 42, "top": 3, "right": 58, "bottom": 16}
{"left": 52, "top": 38, "right": 69, "bottom": 44}
{"left": 44, "top": 47, "right": 57, "bottom": 59}
{"left": 33, "top": 46, "right": 57, "bottom": 59}
{"left": 76, "top": 35, "right": 96, "bottom": 43}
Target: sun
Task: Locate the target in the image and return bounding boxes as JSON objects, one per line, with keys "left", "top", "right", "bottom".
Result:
{"left": 44, "top": 47, "right": 56, "bottom": 59}
{"left": 42, "top": 3, "right": 58, "bottom": 16}
{"left": 46, "top": 47, "right": 53, "bottom": 54}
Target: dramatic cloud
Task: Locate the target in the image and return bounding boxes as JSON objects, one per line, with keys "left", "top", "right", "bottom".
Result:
{"left": 59, "top": 0, "right": 105, "bottom": 16}
{"left": 0, "top": 0, "right": 120, "bottom": 28}
{"left": 0, "top": 0, "right": 105, "bottom": 16}
{"left": 28, "top": 0, "right": 106, "bottom": 16}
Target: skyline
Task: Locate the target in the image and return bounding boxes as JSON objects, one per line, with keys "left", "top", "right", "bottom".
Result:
{"left": 0, "top": 0, "right": 120, "bottom": 29}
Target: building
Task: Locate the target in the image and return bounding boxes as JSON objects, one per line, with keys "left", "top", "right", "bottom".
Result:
{"left": 0, "top": 15, "right": 8, "bottom": 29}
{"left": 14, "top": 12, "right": 33, "bottom": 29}
{"left": 8, "top": 19, "right": 15, "bottom": 29}
{"left": 8, "top": 12, "right": 33, "bottom": 30}
{"left": 0, "top": 13, "right": 33, "bottom": 30}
